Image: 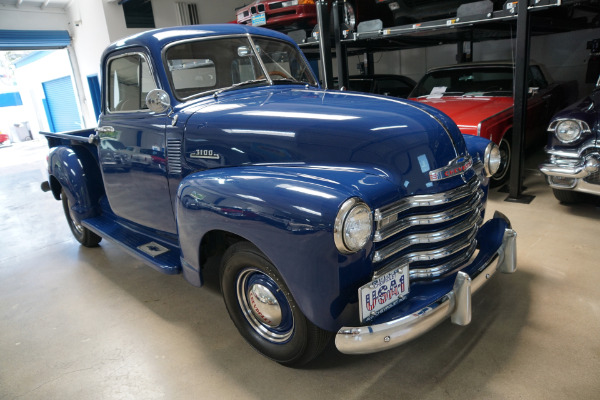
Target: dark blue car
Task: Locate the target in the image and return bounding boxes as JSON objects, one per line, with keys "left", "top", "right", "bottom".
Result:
{"left": 42, "top": 24, "right": 516, "bottom": 366}
{"left": 540, "top": 76, "right": 600, "bottom": 203}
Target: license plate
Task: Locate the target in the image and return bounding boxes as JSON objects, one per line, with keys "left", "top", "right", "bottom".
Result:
{"left": 252, "top": 13, "right": 266, "bottom": 26}
{"left": 359, "top": 265, "right": 409, "bottom": 323}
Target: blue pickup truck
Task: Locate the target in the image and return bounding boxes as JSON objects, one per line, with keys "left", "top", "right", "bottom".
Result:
{"left": 41, "top": 24, "right": 516, "bottom": 366}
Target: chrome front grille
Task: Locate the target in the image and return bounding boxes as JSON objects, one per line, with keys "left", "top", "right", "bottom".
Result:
{"left": 372, "top": 176, "right": 483, "bottom": 281}
{"left": 584, "top": 170, "right": 600, "bottom": 184}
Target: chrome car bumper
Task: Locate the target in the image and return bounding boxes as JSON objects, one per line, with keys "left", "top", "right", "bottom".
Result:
{"left": 539, "top": 153, "right": 600, "bottom": 195}
{"left": 335, "top": 227, "right": 517, "bottom": 355}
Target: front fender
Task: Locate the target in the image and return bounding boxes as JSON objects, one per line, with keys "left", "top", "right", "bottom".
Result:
{"left": 462, "top": 134, "right": 493, "bottom": 195}
{"left": 177, "top": 164, "right": 400, "bottom": 331}
{"left": 48, "top": 145, "right": 104, "bottom": 222}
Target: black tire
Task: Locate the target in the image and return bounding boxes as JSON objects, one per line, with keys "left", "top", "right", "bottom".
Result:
{"left": 61, "top": 189, "right": 101, "bottom": 247}
{"left": 490, "top": 133, "right": 512, "bottom": 187}
{"left": 552, "top": 188, "right": 584, "bottom": 204}
{"left": 220, "top": 242, "right": 331, "bottom": 367}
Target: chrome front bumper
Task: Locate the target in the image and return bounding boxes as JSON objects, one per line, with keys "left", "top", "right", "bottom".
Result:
{"left": 335, "top": 227, "right": 517, "bottom": 355}
{"left": 539, "top": 154, "right": 600, "bottom": 195}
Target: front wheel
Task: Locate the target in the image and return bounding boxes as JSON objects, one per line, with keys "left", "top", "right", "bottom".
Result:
{"left": 61, "top": 189, "right": 101, "bottom": 247}
{"left": 220, "top": 242, "right": 331, "bottom": 366}
{"left": 552, "top": 188, "right": 584, "bottom": 204}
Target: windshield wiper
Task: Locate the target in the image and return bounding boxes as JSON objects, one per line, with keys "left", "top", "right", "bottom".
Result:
{"left": 271, "top": 78, "right": 303, "bottom": 85}
{"left": 214, "top": 79, "right": 268, "bottom": 96}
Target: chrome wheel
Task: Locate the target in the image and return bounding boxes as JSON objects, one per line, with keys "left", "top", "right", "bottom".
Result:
{"left": 69, "top": 206, "right": 85, "bottom": 236}
{"left": 61, "top": 188, "right": 101, "bottom": 247}
{"left": 220, "top": 242, "right": 331, "bottom": 366}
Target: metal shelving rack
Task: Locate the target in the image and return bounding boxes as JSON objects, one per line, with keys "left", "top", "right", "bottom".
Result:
{"left": 299, "top": 0, "right": 599, "bottom": 202}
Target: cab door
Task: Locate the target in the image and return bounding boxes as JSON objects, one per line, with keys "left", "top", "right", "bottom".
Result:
{"left": 98, "top": 50, "right": 177, "bottom": 234}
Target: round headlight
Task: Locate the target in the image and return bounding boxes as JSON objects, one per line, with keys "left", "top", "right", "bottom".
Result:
{"left": 483, "top": 142, "right": 501, "bottom": 177}
{"left": 555, "top": 120, "right": 582, "bottom": 143}
{"left": 334, "top": 198, "right": 372, "bottom": 254}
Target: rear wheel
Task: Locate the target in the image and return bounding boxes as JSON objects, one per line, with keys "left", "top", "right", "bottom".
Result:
{"left": 220, "top": 242, "right": 331, "bottom": 366}
{"left": 61, "top": 189, "right": 101, "bottom": 247}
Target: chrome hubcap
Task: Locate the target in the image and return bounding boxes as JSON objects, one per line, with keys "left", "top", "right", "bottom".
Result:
{"left": 236, "top": 267, "right": 294, "bottom": 343}
{"left": 248, "top": 283, "right": 282, "bottom": 327}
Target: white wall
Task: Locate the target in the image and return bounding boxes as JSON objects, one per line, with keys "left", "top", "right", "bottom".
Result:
{"left": 0, "top": 5, "right": 69, "bottom": 30}
{"left": 98, "top": 0, "right": 246, "bottom": 44}
{"left": 66, "top": 0, "right": 112, "bottom": 126}
{"left": 197, "top": 0, "right": 246, "bottom": 24}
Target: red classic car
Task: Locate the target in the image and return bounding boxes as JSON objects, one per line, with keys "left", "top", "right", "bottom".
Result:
{"left": 409, "top": 62, "right": 576, "bottom": 185}
{"left": 0, "top": 132, "right": 9, "bottom": 146}
{"left": 236, "top": 0, "right": 318, "bottom": 31}
{"left": 235, "top": 0, "right": 392, "bottom": 34}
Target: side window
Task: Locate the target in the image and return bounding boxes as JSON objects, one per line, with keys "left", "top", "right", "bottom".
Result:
{"left": 107, "top": 54, "right": 157, "bottom": 113}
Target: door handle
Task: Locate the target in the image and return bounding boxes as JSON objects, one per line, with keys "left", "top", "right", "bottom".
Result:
{"left": 90, "top": 126, "right": 114, "bottom": 144}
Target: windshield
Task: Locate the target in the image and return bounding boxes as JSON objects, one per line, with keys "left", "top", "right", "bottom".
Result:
{"left": 165, "top": 35, "right": 317, "bottom": 100}
{"left": 411, "top": 67, "right": 514, "bottom": 98}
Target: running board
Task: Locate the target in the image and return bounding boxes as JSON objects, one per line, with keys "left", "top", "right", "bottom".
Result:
{"left": 82, "top": 216, "right": 182, "bottom": 275}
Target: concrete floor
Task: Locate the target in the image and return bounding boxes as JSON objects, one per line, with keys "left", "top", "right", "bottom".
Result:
{"left": 1, "top": 140, "right": 599, "bottom": 400}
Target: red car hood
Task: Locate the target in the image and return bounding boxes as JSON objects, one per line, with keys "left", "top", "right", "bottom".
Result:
{"left": 410, "top": 96, "right": 513, "bottom": 133}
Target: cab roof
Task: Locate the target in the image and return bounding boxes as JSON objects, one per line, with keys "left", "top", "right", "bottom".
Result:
{"left": 104, "top": 24, "right": 293, "bottom": 55}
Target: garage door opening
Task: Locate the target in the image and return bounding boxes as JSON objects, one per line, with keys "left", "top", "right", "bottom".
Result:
{"left": 0, "top": 30, "right": 93, "bottom": 145}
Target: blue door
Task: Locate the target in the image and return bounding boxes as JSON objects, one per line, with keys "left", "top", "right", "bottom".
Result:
{"left": 87, "top": 74, "right": 101, "bottom": 121}
{"left": 42, "top": 76, "right": 82, "bottom": 132}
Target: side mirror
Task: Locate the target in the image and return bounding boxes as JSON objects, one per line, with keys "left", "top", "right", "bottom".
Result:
{"left": 146, "top": 89, "right": 171, "bottom": 114}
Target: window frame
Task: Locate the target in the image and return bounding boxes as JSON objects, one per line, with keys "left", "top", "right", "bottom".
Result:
{"left": 162, "top": 33, "right": 318, "bottom": 102}
{"left": 104, "top": 51, "right": 159, "bottom": 114}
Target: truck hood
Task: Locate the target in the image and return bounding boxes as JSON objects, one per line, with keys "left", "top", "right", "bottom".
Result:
{"left": 182, "top": 87, "right": 470, "bottom": 193}
{"left": 411, "top": 96, "right": 513, "bottom": 132}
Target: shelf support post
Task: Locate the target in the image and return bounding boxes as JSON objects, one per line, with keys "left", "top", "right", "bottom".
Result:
{"left": 505, "top": 0, "right": 535, "bottom": 204}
